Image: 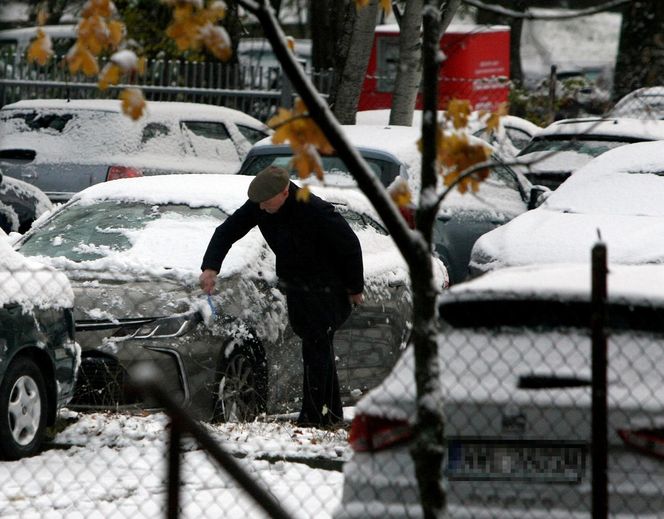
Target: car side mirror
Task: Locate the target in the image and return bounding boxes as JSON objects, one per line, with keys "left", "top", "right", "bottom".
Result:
{"left": 528, "top": 185, "right": 550, "bottom": 210}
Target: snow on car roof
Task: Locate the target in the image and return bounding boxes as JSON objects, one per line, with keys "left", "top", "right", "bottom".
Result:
{"left": 2, "top": 99, "right": 267, "bottom": 127}
{"left": 0, "top": 233, "right": 73, "bottom": 309}
{"left": 536, "top": 117, "right": 664, "bottom": 139}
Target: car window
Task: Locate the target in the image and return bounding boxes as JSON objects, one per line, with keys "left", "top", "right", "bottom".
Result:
{"left": 236, "top": 124, "right": 269, "bottom": 144}
{"left": 505, "top": 127, "right": 532, "bottom": 150}
{"left": 1, "top": 111, "right": 74, "bottom": 133}
{"left": 519, "top": 137, "right": 631, "bottom": 158}
{"left": 141, "top": 122, "right": 170, "bottom": 143}
{"left": 19, "top": 201, "right": 228, "bottom": 262}
{"left": 240, "top": 153, "right": 399, "bottom": 187}
{"left": 181, "top": 121, "right": 240, "bottom": 161}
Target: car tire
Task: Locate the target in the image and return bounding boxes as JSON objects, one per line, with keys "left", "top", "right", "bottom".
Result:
{"left": 213, "top": 344, "right": 267, "bottom": 423}
{"left": 0, "top": 357, "right": 48, "bottom": 460}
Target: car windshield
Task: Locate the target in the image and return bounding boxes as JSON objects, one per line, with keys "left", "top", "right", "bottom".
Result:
{"left": 19, "top": 201, "right": 228, "bottom": 265}
{"left": 240, "top": 152, "right": 399, "bottom": 187}
{"left": 518, "top": 137, "right": 631, "bottom": 158}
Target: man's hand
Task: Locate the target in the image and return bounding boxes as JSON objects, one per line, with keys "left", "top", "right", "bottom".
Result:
{"left": 199, "top": 269, "right": 218, "bottom": 294}
{"left": 349, "top": 292, "right": 364, "bottom": 307}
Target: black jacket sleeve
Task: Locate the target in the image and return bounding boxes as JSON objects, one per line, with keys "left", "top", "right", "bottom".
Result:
{"left": 200, "top": 200, "right": 259, "bottom": 272}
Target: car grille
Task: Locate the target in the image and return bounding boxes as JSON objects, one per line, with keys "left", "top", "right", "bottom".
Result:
{"left": 70, "top": 355, "right": 141, "bottom": 407}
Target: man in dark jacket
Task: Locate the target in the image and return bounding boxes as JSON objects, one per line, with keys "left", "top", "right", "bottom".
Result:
{"left": 200, "top": 166, "right": 364, "bottom": 426}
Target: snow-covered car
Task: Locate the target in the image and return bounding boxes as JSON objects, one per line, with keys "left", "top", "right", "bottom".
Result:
{"left": 238, "top": 125, "right": 544, "bottom": 284}
{"left": 335, "top": 263, "right": 664, "bottom": 518}
{"left": 356, "top": 109, "right": 541, "bottom": 159}
{"left": 514, "top": 116, "right": 664, "bottom": 189}
{"left": 12, "top": 174, "right": 446, "bottom": 421}
{"left": 470, "top": 140, "right": 664, "bottom": 277}
{"left": 0, "top": 99, "right": 271, "bottom": 203}
{"left": 608, "top": 86, "right": 664, "bottom": 120}
{"left": 0, "top": 234, "right": 78, "bottom": 459}
{"left": 0, "top": 169, "right": 52, "bottom": 234}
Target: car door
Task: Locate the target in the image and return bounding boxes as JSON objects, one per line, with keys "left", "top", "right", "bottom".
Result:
{"left": 180, "top": 120, "right": 242, "bottom": 173}
{"left": 334, "top": 209, "right": 411, "bottom": 401}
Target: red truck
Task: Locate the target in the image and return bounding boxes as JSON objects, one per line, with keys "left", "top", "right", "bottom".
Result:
{"left": 359, "top": 24, "right": 511, "bottom": 112}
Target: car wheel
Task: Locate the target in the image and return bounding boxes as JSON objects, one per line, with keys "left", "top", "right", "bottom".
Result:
{"left": 213, "top": 345, "right": 266, "bottom": 423}
{"left": 0, "top": 357, "right": 48, "bottom": 460}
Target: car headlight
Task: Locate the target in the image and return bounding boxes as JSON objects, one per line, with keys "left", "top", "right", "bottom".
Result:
{"left": 113, "top": 312, "right": 202, "bottom": 340}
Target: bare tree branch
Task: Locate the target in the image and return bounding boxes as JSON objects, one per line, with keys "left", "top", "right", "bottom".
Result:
{"left": 463, "top": 0, "right": 630, "bottom": 20}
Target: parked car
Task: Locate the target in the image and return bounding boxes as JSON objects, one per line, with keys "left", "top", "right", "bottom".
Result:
{"left": 470, "top": 137, "right": 664, "bottom": 276}
{"left": 239, "top": 125, "right": 545, "bottom": 284}
{"left": 0, "top": 169, "right": 53, "bottom": 234}
{"left": 608, "top": 86, "right": 664, "bottom": 120}
{"left": 12, "top": 174, "right": 446, "bottom": 420}
{"left": 470, "top": 140, "right": 664, "bottom": 277}
{"left": 514, "top": 116, "right": 664, "bottom": 189}
{"left": 355, "top": 109, "right": 541, "bottom": 159}
{"left": 0, "top": 99, "right": 271, "bottom": 203}
{"left": 0, "top": 24, "right": 76, "bottom": 69}
{"left": 0, "top": 233, "right": 78, "bottom": 459}
{"left": 335, "top": 263, "right": 664, "bottom": 518}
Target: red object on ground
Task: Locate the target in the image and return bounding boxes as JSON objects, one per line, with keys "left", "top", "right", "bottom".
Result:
{"left": 359, "top": 24, "right": 511, "bottom": 112}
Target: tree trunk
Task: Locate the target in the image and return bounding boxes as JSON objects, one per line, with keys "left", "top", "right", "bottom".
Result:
{"left": 309, "top": 0, "right": 350, "bottom": 70}
{"left": 613, "top": 0, "right": 664, "bottom": 101}
{"left": 409, "top": 2, "right": 448, "bottom": 517}
{"left": 389, "top": 0, "right": 423, "bottom": 126}
{"left": 332, "top": 0, "right": 380, "bottom": 124}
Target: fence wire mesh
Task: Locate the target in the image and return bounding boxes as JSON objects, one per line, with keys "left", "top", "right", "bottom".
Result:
{"left": 2, "top": 257, "right": 664, "bottom": 518}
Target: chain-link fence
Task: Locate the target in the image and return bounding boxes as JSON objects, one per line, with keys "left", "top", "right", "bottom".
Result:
{"left": 3, "top": 238, "right": 664, "bottom": 518}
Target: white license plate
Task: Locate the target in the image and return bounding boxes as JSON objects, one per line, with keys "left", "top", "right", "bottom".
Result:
{"left": 446, "top": 438, "right": 587, "bottom": 483}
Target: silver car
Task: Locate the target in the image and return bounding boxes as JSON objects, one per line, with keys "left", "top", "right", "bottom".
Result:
{"left": 335, "top": 263, "right": 664, "bottom": 518}
{"left": 13, "top": 174, "right": 439, "bottom": 421}
{"left": 0, "top": 99, "right": 271, "bottom": 203}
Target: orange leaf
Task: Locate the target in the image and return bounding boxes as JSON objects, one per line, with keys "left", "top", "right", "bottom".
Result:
{"left": 295, "top": 185, "right": 311, "bottom": 202}
{"left": 447, "top": 99, "right": 472, "bottom": 130}
{"left": 119, "top": 88, "right": 146, "bottom": 120}
{"left": 379, "top": 0, "right": 392, "bottom": 13}
{"left": 98, "top": 62, "right": 121, "bottom": 90}
{"left": 108, "top": 20, "right": 125, "bottom": 48}
{"left": 388, "top": 178, "right": 412, "bottom": 208}
{"left": 27, "top": 29, "right": 53, "bottom": 66}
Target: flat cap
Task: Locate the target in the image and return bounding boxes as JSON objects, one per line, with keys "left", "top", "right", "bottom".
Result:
{"left": 247, "top": 165, "right": 290, "bottom": 203}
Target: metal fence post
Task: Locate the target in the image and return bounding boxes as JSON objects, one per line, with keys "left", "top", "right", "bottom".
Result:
{"left": 167, "top": 419, "right": 182, "bottom": 519}
{"left": 591, "top": 237, "right": 608, "bottom": 519}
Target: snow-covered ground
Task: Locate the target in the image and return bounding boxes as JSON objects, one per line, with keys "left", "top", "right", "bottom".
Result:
{"left": 0, "top": 409, "right": 352, "bottom": 518}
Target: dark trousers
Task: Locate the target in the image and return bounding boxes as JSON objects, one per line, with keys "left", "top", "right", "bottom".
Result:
{"left": 286, "top": 287, "right": 351, "bottom": 426}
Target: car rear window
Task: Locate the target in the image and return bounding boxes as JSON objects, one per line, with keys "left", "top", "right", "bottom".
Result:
{"left": 518, "top": 137, "right": 634, "bottom": 158}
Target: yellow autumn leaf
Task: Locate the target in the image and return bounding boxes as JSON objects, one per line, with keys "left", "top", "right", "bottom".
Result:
{"left": 82, "top": 0, "right": 113, "bottom": 18}
{"left": 36, "top": 9, "right": 49, "bottom": 26}
{"left": 201, "top": 23, "right": 232, "bottom": 61}
{"left": 388, "top": 178, "right": 412, "bottom": 208}
{"left": 295, "top": 185, "right": 311, "bottom": 202}
{"left": 119, "top": 88, "right": 147, "bottom": 120}
{"left": 485, "top": 102, "right": 509, "bottom": 133}
{"left": 67, "top": 44, "right": 99, "bottom": 76}
{"left": 447, "top": 99, "right": 472, "bottom": 130}
{"left": 108, "top": 20, "right": 125, "bottom": 48}
{"left": 379, "top": 0, "right": 392, "bottom": 14}
{"left": 286, "top": 36, "right": 295, "bottom": 51}
{"left": 27, "top": 29, "right": 53, "bottom": 66}
{"left": 98, "top": 62, "right": 121, "bottom": 90}
{"left": 354, "top": 0, "right": 370, "bottom": 9}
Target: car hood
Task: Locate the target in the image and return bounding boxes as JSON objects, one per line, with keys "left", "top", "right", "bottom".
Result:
{"left": 469, "top": 207, "right": 664, "bottom": 274}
